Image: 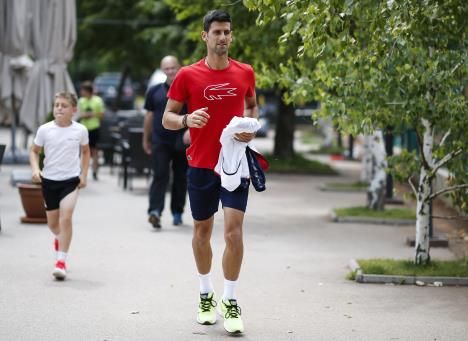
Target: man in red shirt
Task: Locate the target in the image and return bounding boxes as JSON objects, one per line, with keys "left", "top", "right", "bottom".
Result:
{"left": 163, "top": 10, "right": 258, "bottom": 335}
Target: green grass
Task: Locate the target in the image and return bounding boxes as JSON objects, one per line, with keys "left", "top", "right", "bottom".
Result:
{"left": 333, "top": 206, "right": 416, "bottom": 220}
{"left": 326, "top": 181, "right": 368, "bottom": 190}
{"left": 309, "top": 145, "right": 345, "bottom": 155}
{"left": 300, "top": 130, "right": 323, "bottom": 145}
{"left": 348, "top": 258, "right": 468, "bottom": 279}
{"left": 265, "top": 153, "right": 337, "bottom": 175}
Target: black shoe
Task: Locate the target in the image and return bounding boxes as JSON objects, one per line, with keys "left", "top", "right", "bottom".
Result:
{"left": 149, "top": 213, "right": 161, "bottom": 228}
{"left": 92, "top": 171, "right": 98, "bottom": 181}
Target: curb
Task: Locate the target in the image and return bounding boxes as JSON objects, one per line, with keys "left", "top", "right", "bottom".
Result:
{"left": 331, "top": 211, "right": 415, "bottom": 225}
{"left": 319, "top": 185, "right": 367, "bottom": 193}
{"left": 348, "top": 259, "right": 468, "bottom": 286}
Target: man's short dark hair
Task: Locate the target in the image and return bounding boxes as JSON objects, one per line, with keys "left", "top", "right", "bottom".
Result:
{"left": 203, "top": 10, "right": 231, "bottom": 32}
{"left": 80, "top": 81, "right": 93, "bottom": 94}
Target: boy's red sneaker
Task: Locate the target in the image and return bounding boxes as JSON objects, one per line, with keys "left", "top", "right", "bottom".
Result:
{"left": 53, "top": 261, "right": 66, "bottom": 280}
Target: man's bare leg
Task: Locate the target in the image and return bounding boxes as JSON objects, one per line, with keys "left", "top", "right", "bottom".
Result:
{"left": 192, "top": 216, "right": 214, "bottom": 275}
{"left": 219, "top": 207, "right": 245, "bottom": 334}
{"left": 222, "top": 207, "right": 244, "bottom": 281}
{"left": 91, "top": 147, "right": 99, "bottom": 178}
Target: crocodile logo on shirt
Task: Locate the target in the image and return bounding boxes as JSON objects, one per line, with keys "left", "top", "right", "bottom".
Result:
{"left": 204, "top": 83, "right": 237, "bottom": 100}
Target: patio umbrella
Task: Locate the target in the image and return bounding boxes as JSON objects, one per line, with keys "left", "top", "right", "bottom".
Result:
{"left": 19, "top": 0, "right": 76, "bottom": 133}
{"left": 0, "top": 0, "right": 32, "bottom": 162}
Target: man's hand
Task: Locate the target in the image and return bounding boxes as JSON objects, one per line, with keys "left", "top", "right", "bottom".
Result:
{"left": 32, "top": 170, "right": 42, "bottom": 183}
{"left": 78, "top": 175, "right": 87, "bottom": 189}
{"left": 234, "top": 132, "right": 256, "bottom": 143}
{"left": 143, "top": 139, "right": 152, "bottom": 155}
{"left": 187, "top": 107, "right": 210, "bottom": 128}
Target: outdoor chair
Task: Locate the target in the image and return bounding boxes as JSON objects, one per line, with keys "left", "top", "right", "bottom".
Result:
{"left": 96, "top": 112, "right": 119, "bottom": 172}
{"left": 118, "top": 128, "right": 152, "bottom": 190}
{"left": 111, "top": 114, "right": 145, "bottom": 177}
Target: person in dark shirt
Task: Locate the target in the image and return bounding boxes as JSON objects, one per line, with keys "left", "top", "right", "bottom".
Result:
{"left": 143, "top": 56, "right": 188, "bottom": 228}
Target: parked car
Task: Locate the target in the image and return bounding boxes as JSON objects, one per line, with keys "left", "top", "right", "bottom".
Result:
{"left": 94, "top": 72, "right": 135, "bottom": 110}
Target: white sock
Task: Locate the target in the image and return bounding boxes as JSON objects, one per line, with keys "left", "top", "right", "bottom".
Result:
{"left": 222, "top": 279, "right": 237, "bottom": 301}
{"left": 198, "top": 272, "right": 214, "bottom": 294}
{"left": 57, "top": 252, "right": 67, "bottom": 262}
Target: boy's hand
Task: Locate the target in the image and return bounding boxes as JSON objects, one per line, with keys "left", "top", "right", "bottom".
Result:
{"left": 78, "top": 175, "right": 87, "bottom": 189}
{"left": 32, "top": 171, "right": 42, "bottom": 183}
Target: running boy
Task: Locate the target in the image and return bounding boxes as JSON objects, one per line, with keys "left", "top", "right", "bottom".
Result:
{"left": 29, "top": 92, "right": 90, "bottom": 280}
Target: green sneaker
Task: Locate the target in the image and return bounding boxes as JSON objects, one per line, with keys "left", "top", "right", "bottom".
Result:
{"left": 197, "top": 292, "right": 217, "bottom": 325}
{"left": 218, "top": 299, "right": 244, "bottom": 334}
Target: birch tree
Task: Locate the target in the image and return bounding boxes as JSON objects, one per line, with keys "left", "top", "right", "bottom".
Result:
{"left": 245, "top": 0, "right": 468, "bottom": 264}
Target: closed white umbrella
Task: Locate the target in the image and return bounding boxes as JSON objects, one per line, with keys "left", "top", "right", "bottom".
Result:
{"left": 0, "top": 0, "right": 32, "bottom": 162}
{"left": 20, "top": 0, "right": 76, "bottom": 133}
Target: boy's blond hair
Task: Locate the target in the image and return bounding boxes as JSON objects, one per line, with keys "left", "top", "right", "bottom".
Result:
{"left": 54, "top": 92, "right": 78, "bottom": 107}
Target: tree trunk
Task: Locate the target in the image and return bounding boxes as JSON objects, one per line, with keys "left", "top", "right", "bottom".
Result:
{"left": 112, "top": 65, "right": 131, "bottom": 112}
{"left": 348, "top": 134, "right": 354, "bottom": 159}
{"left": 415, "top": 119, "right": 434, "bottom": 265}
{"left": 361, "top": 134, "right": 372, "bottom": 183}
{"left": 273, "top": 93, "right": 295, "bottom": 159}
{"left": 384, "top": 128, "right": 394, "bottom": 199}
{"left": 367, "top": 130, "right": 386, "bottom": 210}
{"left": 320, "top": 117, "right": 333, "bottom": 148}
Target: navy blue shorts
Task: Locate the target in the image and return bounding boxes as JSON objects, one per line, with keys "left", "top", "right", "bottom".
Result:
{"left": 187, "top": 167, "right": 250, "bottom": 221}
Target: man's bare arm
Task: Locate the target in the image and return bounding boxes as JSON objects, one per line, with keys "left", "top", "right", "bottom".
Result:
{"left": 244, "top": 94, "right": 259, "bottom": 119}
{"left": 143, "top": 111, "right": 153, "bottom": 154}
{"left": 234, "top": 94, "right": 259, "bottom": 143}
{"left": 162, "top": 99, "right": 185, "bottom": 130}
{"left": 163, "top": 99, "right": 210, "bottom": 130}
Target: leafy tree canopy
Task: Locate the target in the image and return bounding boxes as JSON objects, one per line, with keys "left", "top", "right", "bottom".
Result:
{"left": 246, "top": 0, "right": 468, "bottom": 210}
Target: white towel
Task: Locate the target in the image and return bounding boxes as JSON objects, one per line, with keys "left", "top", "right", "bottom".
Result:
{"left": 214, "top": 116, "right": 261, "bottom": 191}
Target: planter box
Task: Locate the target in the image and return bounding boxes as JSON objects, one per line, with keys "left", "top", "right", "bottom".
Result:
{"left": 18, "top": 183, "right": 47, "bottom": 224}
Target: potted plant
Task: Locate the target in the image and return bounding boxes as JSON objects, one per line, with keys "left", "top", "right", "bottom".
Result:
{"left": 17, "top": 112, "right": 54, "bottom": 224}
{"left": 17, "top": 183, "right": 47, "bottom": 223}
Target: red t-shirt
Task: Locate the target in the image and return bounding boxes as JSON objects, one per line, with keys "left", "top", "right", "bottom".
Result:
{"left": 168, "top": 58, "right": 255, "bottom": 169}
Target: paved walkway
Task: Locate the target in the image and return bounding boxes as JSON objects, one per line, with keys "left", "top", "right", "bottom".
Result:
{"left": 0, "top": 131, "right": 467, "bottom": 340}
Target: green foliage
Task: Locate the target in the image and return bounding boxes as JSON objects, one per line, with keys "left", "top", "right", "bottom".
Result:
{"left": 151, "top": 0, "right": 307, "bottom": 100}
{"left": 333, "top": 206, "right": 416, "bottom": 220}
{"left": 72, "top": 0, "right": 193, "bottom": 83}
{"left": 265, "top": 153, "right": 337, "bottom": 175}
{"left": 247, "top": 0, "right": 468, "bottom": 211}
{"left": 355, "top": 258, "right": 468, "bottom": 277}
{"left": 387, "top": 149, "right": 420, "bottom": 183}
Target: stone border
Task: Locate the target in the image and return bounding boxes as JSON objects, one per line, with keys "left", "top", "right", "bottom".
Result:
{"left": 349, "top": 259, "right": 468, "bottom": 286}
{"left": 331, "top": 211, "right": 415, "bottom": 225}
{"left": 319, "top": 184, "right": 367, "bottom": 193}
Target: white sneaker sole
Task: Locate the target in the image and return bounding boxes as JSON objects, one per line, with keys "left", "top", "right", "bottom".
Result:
{"left": 53, "top": 268, "right": 66, "bottom": 280}
{"left": 196, "top": 315, "right": 217, "bottom": 325}
{"left": 217, "top": 305, "right": 244, "bottom": 334}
